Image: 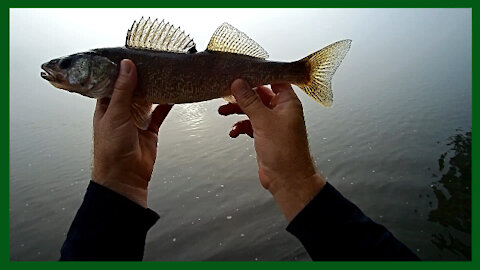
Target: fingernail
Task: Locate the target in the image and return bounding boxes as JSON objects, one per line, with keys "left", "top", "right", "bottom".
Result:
{"left": 120, "top": 60, "right": 132, "bottom": 75}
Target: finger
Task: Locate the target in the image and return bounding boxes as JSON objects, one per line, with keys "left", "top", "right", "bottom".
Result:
{"left": 107, "top": 59, "right": 137, "bottom": 117}
{"left": 256, "top": 86, "right": 275, "bottom": 108}
{"left": 230, "top": 120, "right": 253, "bottom": 138}
{"left": 218, "top": 103, "right": 245, "bottom": 116}
{"left": 147, "top": 104, "right": 174, "bottom": 134}
{"left": 270, "top": 83, "right": 294, "bottom": 94}
{"left": 270, "top": 83, "right": 300, "bottom": 106}
{"left": 94, "top": 98, "right": 110, "bottom": 121}
{"left": 231, "top": 79, "right": 268, "bottom": 119}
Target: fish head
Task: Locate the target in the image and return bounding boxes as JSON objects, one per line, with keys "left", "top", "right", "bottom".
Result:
{"left": 41, "top": 52, "right": 118, "bottom": 99}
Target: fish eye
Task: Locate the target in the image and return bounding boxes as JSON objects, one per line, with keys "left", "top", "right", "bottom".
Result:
{"left": 59, "top": 58, "right": 72, "bottom": 69}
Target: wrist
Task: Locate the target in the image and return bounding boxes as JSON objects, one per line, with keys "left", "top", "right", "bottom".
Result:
{"left": 92, "top": 173, "right": 149, "bottom": 208}
{"left": 269, "top": 173, "right": 326, "bottom": 222}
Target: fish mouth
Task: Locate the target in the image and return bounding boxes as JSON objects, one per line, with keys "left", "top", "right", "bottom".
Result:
{"left": 40, "top": 64, "right": 55, "bottom": 82}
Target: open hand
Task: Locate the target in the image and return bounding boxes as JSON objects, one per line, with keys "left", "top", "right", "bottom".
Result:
{"left": 219, "top": 80, "right": 326, "bottom": 221}
{"left": 92, "top": 59, "right": 173, "bottom": 208}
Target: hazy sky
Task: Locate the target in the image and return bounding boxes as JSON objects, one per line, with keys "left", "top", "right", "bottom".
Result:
{"left": 10, "top": 8, "right": 471, "bottom": 117}
{"left": 10, "top": 8, "right": 471, "bottom": 93}
{"left": 11, "top": 8, "right": 373, "bottom": 62}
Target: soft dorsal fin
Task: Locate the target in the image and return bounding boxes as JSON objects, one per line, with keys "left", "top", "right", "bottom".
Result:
{"left": 126, "top": 17, "right": 196, "bottom": 53}
{"left": 207, "top": 23, "right": 269, "bottom": 59}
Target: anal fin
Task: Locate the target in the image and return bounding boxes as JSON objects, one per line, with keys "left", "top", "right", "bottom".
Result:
{"left": 131, "top": 101, "right": 154, "bottom": 130}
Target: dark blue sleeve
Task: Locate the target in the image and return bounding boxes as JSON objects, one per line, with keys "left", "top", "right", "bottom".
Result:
{"left": 286, "top": 182, "right": 420, "bottom": 261}
{"left": 60, "top": 181, "right": 159, "bottom": 261}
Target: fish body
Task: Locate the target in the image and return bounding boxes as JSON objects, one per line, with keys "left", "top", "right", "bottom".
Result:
{"left": 41, "top": 17, "right": 351, "bottom": 129}
{"left": 92, "top": 47, "right": 309, "bottom": 104}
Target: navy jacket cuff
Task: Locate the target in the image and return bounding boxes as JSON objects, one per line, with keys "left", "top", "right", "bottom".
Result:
{"left": 60, "top": 181, "right": 159, "bottom": 261}
{"left": 286, "top": 182, "right": 419, "bottom": 261}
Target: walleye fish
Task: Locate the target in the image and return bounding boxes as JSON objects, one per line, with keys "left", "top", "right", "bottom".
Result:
{"left": 41, "top": 17, "right": 351, "bottom": 129}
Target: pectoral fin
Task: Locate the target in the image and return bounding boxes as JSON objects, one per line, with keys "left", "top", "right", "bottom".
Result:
{"left": 222, "top": 95, "right": 237, "bottom": 103}
{"left": 131, "top": 101, "right": 154, "bottom": 130}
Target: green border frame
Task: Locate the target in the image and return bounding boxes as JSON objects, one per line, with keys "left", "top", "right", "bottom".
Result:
{"left": 2, "top": 0, "right": 476, "bottom": 8}
{"left": 5, "top": 0, "right": 477, "bottom": 267}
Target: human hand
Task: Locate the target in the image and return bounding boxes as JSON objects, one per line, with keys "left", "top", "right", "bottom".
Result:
{"left": 92, "top": 59, "right": 173, "bottom": 208}
{"left": 219, "top": 80, "right": 326, "bottom": 221}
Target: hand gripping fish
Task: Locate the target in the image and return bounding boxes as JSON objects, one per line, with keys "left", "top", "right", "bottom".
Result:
{"left": 41, "top": 17, "right": 351, "bottom": 129}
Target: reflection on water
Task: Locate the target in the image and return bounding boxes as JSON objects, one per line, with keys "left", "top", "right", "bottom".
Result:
{"left": 428, "top": 130, "right": 471, "bottom": 259}
{"left": 175, "top": 103, "right": 207, "bottom": 131}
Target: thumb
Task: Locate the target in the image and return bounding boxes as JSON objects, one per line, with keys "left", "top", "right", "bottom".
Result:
{"left": 231, "top": 79, "right": 267, "bottom": 119}
{"left": 107, "top": 59, "right": 137, "bottom": 116}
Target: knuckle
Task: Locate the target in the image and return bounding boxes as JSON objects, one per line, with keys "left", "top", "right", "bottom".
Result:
{"left": 240, "top": 92, "right": 260, "bottom": 110}
{"left": 114, "top": 74, "right": 132, "bottom": 91}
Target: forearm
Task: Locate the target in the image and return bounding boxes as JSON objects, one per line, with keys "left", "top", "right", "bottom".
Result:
{"left": 60, "top": 181, "right": 159, "bottom": 261}
{"left": 286, "top": 182, "right": 420, "bottom": 261}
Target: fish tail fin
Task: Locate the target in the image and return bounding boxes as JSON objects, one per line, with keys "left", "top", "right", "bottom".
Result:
{"left": 295, "top": 39, "right": 351, "bottom": 107}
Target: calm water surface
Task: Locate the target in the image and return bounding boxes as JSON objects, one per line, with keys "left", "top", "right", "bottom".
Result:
{"left": 10, "top": 9, "right": 471, "bottom": 260}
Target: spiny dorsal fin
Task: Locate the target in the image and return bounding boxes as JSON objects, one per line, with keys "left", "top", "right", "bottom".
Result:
{"left": 207, "top": 23, "right": 269, "bottom": 59}
{"left": 126, "top": 17, "right": 196, "bottom": 53}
